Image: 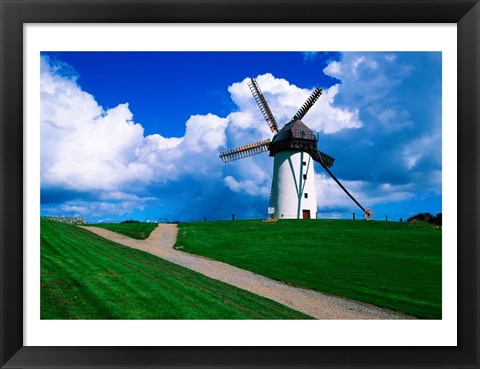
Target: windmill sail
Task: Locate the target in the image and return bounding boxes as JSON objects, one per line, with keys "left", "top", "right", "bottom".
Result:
{"left": 312, "top": 155, "right": 367, "bottom": 214}
{"left": 219, "top": 139, "right": 271, "bottom": 163}
{"left": 312, "top": 150, "right": 335, "bottom": 168}
{"left": 248, "top": 78, "right": 279, "bottom": 133}
{"left": 218, "top": 76, "right": 373, "bottom": 220}
{"left": 291, "top": 87, "right": 322, "bottom": 122}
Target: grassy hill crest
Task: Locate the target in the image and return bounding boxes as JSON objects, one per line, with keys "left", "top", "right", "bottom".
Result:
{"left": 41, "top": 218, "right": 312, "bottom": 319}
{"left": 176, "top": 219, "right": 442, "bottom": 319}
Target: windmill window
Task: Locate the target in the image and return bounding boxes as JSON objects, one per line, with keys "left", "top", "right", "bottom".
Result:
{"left": 303, "top": 174, "right": 307, "bottom": 180}
{"left": 302, "top": 161, "right": 306, "bottom": 166}
{"left": 304, "top": 193, "right": 308, "bottom": 199}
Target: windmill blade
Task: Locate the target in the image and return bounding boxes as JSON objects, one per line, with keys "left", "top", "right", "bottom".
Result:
{"left": 248, "top": 78, "right": 279, "bottom": 133}
{"left": 291, "top": 87, "right": 323, "bottom": 122}
{"left": 313, "top": 156, "right": 373, "bottom": 219}
{"left": 311, "top": 150, "right": 335, "bottom": 168}
{"left": 219, "top": 139, "right": 271, "bottom": 163}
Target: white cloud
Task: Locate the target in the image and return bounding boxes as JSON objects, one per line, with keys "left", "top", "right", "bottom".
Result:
{"left": 59, "top": 204, "right": 89, "bottom": 216}
{"left": 322, "top": 53, "right": 418, "bottom": 128}
{"left": 44, "top": 198, "right": 150, "bottom": 218}
{"left": 323, "top": 60, "right": 342, "bottom": 78}
{"left": 41, "top": 56, "right": 229, "bottom": 198}
{"left": 42, "top": 53, "right": 439, "bottom": 221}
{"left": 98, "top": 191, "right": 157, "bottom": 202}
{"left": 58, "top": 200, "right": 147, "bottom": 218}
{"left": 183, "top": 114, "right": 228, "bottom": 153}
{"left": 310, "top": 84, "right": 362, "bottom": 134}
{"left": 316, "top": 172, "right": 367, "bottom": 210}
{"left": 315, "top": 172, "right": 414, "bottom": 211}
{"left": 224, "top": 176, "right": 270, "bottom": 197}
{"left": 41, "top": 55, "right": 366, "bottom": 219}
{"left": 226, "top": 74, "right": 362, "bottom": 140}
{"left": 41, "top": 57, "right": 147, "bottom": 192}
{"left": 366, "top": 105, "right": 414, "bottom": 132}
{"left": 227, "top": 111, "right": 255, "bottom": 130}
{"left": 323, "top": 53, "right": 396, "bottom": 107}
{"left": 401, "top": 132, "right": 442, "bottom": 172}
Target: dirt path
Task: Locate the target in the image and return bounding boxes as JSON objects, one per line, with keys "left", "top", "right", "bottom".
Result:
{"left": 81, "top": 224, "right": 415, "bottom": 320}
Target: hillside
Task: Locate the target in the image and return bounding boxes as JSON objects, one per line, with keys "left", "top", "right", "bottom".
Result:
{"left": 176, "top": 219, "right": 442, "bottom": 319}
{"left": 89, "top": 222, "right": 158, "bottom": 240}
{"left": 40, "top": 218, "right": 312, "bottom": 319}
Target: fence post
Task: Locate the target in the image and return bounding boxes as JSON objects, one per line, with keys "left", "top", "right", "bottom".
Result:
{"left": 386, "top": 214, "right": 388, "bottom": 221}
{"left": 204, "top": 216, "right": 206, "bottom": 222}
{"left": 232, "top": 213, "right": 235, "bottom": 221}
{"left": 353, "top": 213, "right": 356, "bottom": 220}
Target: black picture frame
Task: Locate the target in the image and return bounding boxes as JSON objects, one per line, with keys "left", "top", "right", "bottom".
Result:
{"left": 1, "top": 0, "right": 479, "bottom": 368}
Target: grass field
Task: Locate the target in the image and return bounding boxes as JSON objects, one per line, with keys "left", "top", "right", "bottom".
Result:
{"left": 176, "top": 219, "right": 442, "bottom": 319}
{"left": 88, "top": 222, "right": 157, "bottom": 240}
{"left": 41, "top": 218, "right": 312, "bottom": 319}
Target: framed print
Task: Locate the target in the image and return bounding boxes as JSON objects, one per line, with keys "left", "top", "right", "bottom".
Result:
{"left": 1, "top": 0, "right": 479, "bottom": 368}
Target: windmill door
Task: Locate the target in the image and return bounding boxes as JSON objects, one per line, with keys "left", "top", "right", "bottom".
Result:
{"left": 302, "top": 210, "right": 311, "bottom": 219}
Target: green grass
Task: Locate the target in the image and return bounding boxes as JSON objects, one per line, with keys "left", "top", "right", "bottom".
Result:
{"left": 41, "top": 218, "right": 312, "bottom": 319}
{"left": 176, "top": 219, "right": 442, "bottom": 319}
{"left": 87, "top": 222, "right": 158, "bottom": 240}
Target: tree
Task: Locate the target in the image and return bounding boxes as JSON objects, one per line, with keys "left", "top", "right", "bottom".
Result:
{"left": 407, "top": 212, "right": 441, "bottom": 227}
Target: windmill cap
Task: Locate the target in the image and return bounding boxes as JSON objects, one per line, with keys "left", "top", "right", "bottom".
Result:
{"left": 272, "top": 120, "right": 316, "bottom": 143}
{"left": 269, "top": 120, "right": 318, "bottom": 156}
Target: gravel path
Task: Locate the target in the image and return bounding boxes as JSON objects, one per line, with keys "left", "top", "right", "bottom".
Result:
{"left": 81, "top": 224, "right": 415, "bottom": 320}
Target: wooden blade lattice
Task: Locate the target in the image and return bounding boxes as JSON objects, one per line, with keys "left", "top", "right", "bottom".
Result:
{"left": 312, "top": 150, "right": 335, "bottom": 168}
{"left": 219, "top": 139, "right": 271, "bottom": 163}
{"left": 248, "top": 78, "right": 279, "bottom": 133}
{"left": 291, "top": 87, "right": 323, "bottom": 122}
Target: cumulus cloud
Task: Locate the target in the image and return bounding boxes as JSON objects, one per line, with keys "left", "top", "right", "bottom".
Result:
{"left": 219, "top": 74, "right": 363, "bottom": 200}
{"left": 41, "top": 56, "right": 147, "bottom": 192}
{"left": 224, "top": 176, "right": 270, "bottom": 197}
{"left": 227, "top": 73, "right": 361, "bottom": 137}
{"left": 41, "top": 52, "right": 441, "bottom": 221}
{"left": 318, "top": 52, "right": 441, "bottom": 198}
{"left": 41, "top": 55, "right": 229, "bottom": 218}
{"left": 45, "top": 199, "right": 148, "bottom": 219}
{"left": 315, "top": 173, "right": 367, "bottom": 210}
{"left": 183, "top": 114, "right": 228, "bottom": 152}
{"left": 322, "top": 52, "right": 435, "bottom": 134}
{"left": 401, "top": 132, "right": 442, "bottom": 171}
{"left": 315, "top": 172, "right": 414, "bottom": 212}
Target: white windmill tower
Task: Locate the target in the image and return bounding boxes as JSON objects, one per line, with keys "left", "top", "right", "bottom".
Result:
{"left": 219, "top": 77, "right": 373, "bottom": 220}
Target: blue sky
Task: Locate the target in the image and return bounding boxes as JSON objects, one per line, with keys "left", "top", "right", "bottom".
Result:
{"left": 40, "top": 51, "right": 442, "bottom": 222}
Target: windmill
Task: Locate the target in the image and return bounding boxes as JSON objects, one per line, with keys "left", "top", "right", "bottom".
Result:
{"left": 219, "top": 77, "right": 373, "bottom": 220}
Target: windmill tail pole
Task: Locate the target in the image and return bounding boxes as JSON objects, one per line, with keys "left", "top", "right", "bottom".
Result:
{"left": 320, "top": 163, "right": 366, "bottom": 213}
